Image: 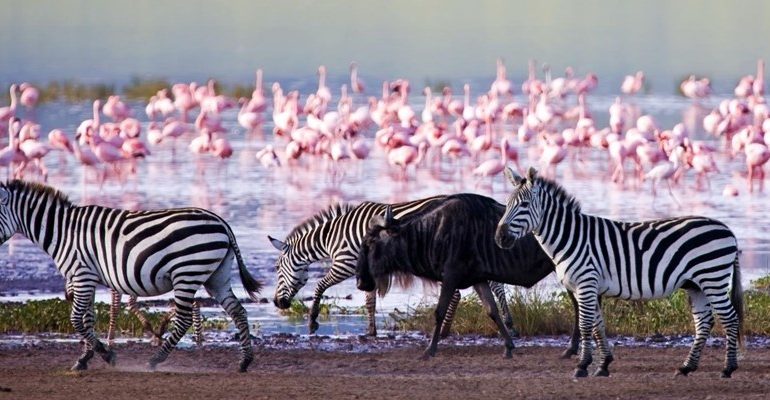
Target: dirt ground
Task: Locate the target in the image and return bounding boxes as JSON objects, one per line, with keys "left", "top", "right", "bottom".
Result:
{"left": 2, "top": 340, "right": 770, "bottom": 400}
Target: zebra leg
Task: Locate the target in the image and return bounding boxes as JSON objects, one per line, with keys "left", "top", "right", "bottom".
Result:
{"left": 148, "top": 290, "right": 193, "bottom": 371}
{"left": 591, "top": 305, "right": 613, "bottom": 377}
{"left": 439, "top": 290, "right": 461, "bottom": 338}
{"left": 126, "top": 295, "right": 164, "bottom": 346}
{"left": 474, "top": 282, "right": 515, "bottom": 358}
{"left": 308, "top": 270, "right": 350, "bottom": 335}
{"left": 107, "top": 289, "right": 121, "bottom": 347}
{"left": 422, "top": 283, "right": 458, "bottom": 360}
{"left": 207, "top": 286, "right": 254, "bottom": 372}
{"left": 154, "top": 300, "right": 177, "bottom": 346}
{"left": 705, "top": 289, "right": 740, "bottom": 378}
{"left": 561, "top": 290, "right": 581, "bottom": 358}
{"left": 573, "top": 286, "right": 598, "bottom": 378}
{"left": 70, "top": 287, "right": 116, "bottom": 370}
{"left": 192, "top": 300, "right": 204, "bottom": 346}
{"left": 678, "top": 288, "right": 714, "bottom": 376}
{"left": 490, "top": 281, "right": 516, "bottom": 335}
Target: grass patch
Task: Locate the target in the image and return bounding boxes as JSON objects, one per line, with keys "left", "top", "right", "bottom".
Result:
{"left": 37, "top": 81, "right": 115, "bottom": 103}
{"left": 0, "top": 299, "right": 167, "bottom": 336}
{"left": 392, "top": 286, "right": 770, "bottom": 337}
{"left": 122, "top": 77, "right": 171, "bottom": 100}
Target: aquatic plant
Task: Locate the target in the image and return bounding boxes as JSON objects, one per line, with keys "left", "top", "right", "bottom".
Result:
{"left": 393, "top": 287, "right": 770, "bottom": 337}
{"left": 0, "top": 299, "right": 167, "bottom": 336}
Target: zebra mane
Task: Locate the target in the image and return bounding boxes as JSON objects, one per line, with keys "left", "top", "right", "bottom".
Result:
{"left": 534, "top": 177, "right": 581, "bottom": 212}
{"left": 3, "top": 180, "right": 74, "bottom": 207}
{"left": 286, "top": 202, "right": 356, "bottom": 239}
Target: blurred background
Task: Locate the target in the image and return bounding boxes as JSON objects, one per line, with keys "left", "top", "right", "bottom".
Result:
{"left": 2, "top": 0, "right": 769, "bottom": 93}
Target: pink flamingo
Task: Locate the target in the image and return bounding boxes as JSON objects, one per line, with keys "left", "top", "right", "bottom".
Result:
{"left": 86, "top": 126, "right": 127, "bottom": 182}
{"left": 76, "top": 100, "right": 102, "bottom": 142}
{"left": 0, "top": 119, "right": 27, "bottom": 178}
{"left": 540, "top": 137, "right": 567, "bottom": 179}
{"left": 388, "top": 142, "right": 427, "bottom": 180}
{"left": 421, "top": 87, "right": 434, "bottom": 124}
{"left": 621, "top": 72, "right": 645, "bottom": 95}
{"left": 189, "top": 129, "right": 211, "bottom": 155}
{"left": 644, "top": 145, "right": 685, "bottom": 204}
{"left": 490, "top": 58, "right": 513, "bottom": 97}
{"left": 247, "top": 70, "right": 267, "bottom": 113}
{"left": 256, "top": 145, "right": 281, "bottom": 168}
{"left": 72, "top": 128, "right": 102, "bottom": 176}
{"left": 0, "top": 85, "right": 18, "bottom": 125}
{"left": 350, "top": 62, "right": 365, "bottom": 94}
{"left": 316, "top": 66, "right": 332, "bottom": 104}
{"left": 19, "top": 131, "right": 52, "bottom": 180}
{"left": 680, "top": 76, "right": 711, "bottom": 100}
{"left": 48, "top": 129, "right": 73, "bottom": 153}
{"left": 210, "top": 134, "right": 233, "bottom": 159}
{"left": 19, "top": 83, "right": 39, "bottom": 112}
{"left": 745, "top": 142, "right": 770, "bottom": 192}
{"left": 102, "top": 96, "right": 131, "bottom": 122}
{"left": 473, "top": 137, "right": 514, "bottom": 179}
{"left": 238, "top": 98, "right": 263, "bottom": 132}
{"left": 754, "top": 59, "right": 765, "bottom": 97}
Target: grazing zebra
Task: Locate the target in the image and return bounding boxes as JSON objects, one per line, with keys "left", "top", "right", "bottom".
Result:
{"left": 268, "top": 196, "right": 517, "bottom": 337}
{"left": 0, "top": 180, "right": 261, "bottom": 372}
{"left": 495, "top": 167, "right": 743, "bottom": 378}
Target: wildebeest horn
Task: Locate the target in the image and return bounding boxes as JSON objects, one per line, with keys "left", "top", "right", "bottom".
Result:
{"left": 369, "top": 205, "right": 395, "bottom": 230}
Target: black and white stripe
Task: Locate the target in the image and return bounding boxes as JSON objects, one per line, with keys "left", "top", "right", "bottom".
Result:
{"left": 0, "top": 180, "right": 261, "bottom": 372}
{"left": 269, "top": 196, "right": 516, "bottom": 336}
{"left": 495, "top": 167, "right": 743, "bottom": 378}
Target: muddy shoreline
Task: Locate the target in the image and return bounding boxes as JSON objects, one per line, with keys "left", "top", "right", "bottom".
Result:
{"left": 2, "top": 336, "right": 770, "bottom": 400}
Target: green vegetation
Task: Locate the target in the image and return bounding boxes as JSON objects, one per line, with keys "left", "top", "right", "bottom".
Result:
{"left": 122, "top": 77, "right": 171, "bottom": 100}
{"left": 36, "top": 81, "right": 115, "bottom": 103}
{"left": 0, "top": 299, "right": 166, "bottom": 336}
{"left": 393, "top": 285, "right": 770, "bottom": 337}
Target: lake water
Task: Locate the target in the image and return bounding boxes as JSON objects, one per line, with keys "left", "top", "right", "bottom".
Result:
{"left": 1, "top": 0, "right": 769, "bottom": 337}
{"left": 0, "top": 91, "right": 768, "bottom": 337}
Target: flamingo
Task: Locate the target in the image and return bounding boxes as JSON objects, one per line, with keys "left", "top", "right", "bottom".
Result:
{"left": 421, "top": 87, "right": 434, "bottom": 124}
{"left": 48, "top": 129, "right": 73, "bottom": 153}
{"left": 0, "top": 84, "right": 18, "bottom": 125}
{"left": 350, "top": 62, "right": 365, "bottom": 94}
{"left": 238, "top": 98, "right": 262, "bottom": 132}
{"left": 247, "top": 69, "right": 267, "bottom": 113}
{"left": 753, "top": 59, "right": 765, "bottom": 97}
{"left": 540, "top": 137, "right": 567, "bottom": 179}
{"left": 316, "top": 65, "right": 332, "bottom": 104}
{"left": 210, "top": 134, "right": 233, "bottom": 159}
{"left": 388, "top": 142, "right": 427, "bottom": 180}
{"left": 0, "top": 118, "right": 27, "bottom": 178}
{"left": 19, "top": 83, "right": 39, "bottom": 110}
{"left": 644, "top": 145, "right": 685, "bottom": 204}
{"left": 256, "top": 145, "right": 281, "bottom": 168}
{"left": 473, "top": 137, "right": 511, "bottom": 179}
{"left": 620, "top": 71, "right": 645, "bottom": 95}
{"left": 76, "top": 100, "right": 102, "bottom": 143}
{"left": 19, "top": 132, "right": 51, "bottom": 180}
{"left": 490, "top": 58, "right": 513, "bottom": 97}
{"left": 745, "top": 142, "right": 770, "bottom": 192}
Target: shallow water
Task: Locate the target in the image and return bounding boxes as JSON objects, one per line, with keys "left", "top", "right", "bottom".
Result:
{"left": 0, "top": 92, "right": 769, "bottom": 336}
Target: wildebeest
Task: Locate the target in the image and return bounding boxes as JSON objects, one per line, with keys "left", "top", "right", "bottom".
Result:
{"left": 356, "top": 193, "right": 579, "bottom": 359}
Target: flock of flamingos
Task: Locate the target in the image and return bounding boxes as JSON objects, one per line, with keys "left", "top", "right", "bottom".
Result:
{"left": 0, "top": 59, "right": 769, "bottom": 199}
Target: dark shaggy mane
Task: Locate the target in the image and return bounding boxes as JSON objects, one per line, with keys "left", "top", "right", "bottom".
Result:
{"left": 286, "top": 203, "right": 356, "bottom": 240}
{"left": 375, "top": 271, "right": 438, "bottom": 298}
{"left": 3, "top": 180, "right": 74, "bottom": 207}
{"left": 535, "top": 177, "right": 581, "bottom": 212}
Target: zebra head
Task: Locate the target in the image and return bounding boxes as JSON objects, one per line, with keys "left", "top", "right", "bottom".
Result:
{"left": 269, "top": 235, "right": 310, "bottom": 309}
{"left": 0, "top": 185, "right": 18, "bottom": 245}
{"left": 496, "top": 166, "right": 542, "bottom": 249}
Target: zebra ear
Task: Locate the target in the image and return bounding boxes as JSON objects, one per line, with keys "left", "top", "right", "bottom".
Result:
{"left": 0, "top": 187, "right": 8, "bottom": 205}
{"left": 526, "top": 167, "right": 538, "bottom": 182}
{"left": 268, "top": 235, "right": 286, "bottom": 250}
{"left": 504, "top": 166, "right": 525, "bottom": 186}
{"left": 384, "top": 205, "right": 394, "bottom": 226}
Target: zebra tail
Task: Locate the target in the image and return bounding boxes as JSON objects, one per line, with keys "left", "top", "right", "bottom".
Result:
{"left": 732, "top": 252, "right": 745, "bottom": 351}
{"left": 223, "top": 223, "right": 263, "bottom": 302}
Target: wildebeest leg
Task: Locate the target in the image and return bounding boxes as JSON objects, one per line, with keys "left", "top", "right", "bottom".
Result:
{"left": 561, "top": 290, "right": 581, "bottom": 358}
{"left": 422, "top": 284, "right": 457, "bottom": 360}
{"left": 364, "top": 291, "right": 377, "bottom": 336}
{"left": 474, "top": 282, "right": 514, "bottom": 358}
{"left": 489, "top": 281, "right": 515, "bottom": 334}
{"left": 439, "top": 290, "right": 461, "bottom": 338}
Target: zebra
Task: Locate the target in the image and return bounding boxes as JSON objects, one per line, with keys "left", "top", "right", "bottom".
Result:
{"left": 268, "top": 196, "right": 519, "bottom": 337}
{"left": 495, "top": 167, "right": 743, "bottom": 378}
{"left": 0, "top": 180, "right": 261, "bottom": 372}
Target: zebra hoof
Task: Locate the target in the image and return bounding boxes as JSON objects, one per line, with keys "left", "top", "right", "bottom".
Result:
{"left": 147, "top": 361, "right": 158, "bottom": 372}
{"left": 675, "top": 365, "right": 695, "bottom": 377}
{"left": 150, "top": 335, "right": 163, "bottom": 347}
{"left": 308, "top": 321, "right": 319, "bottom": 335}
{"left": 239, "top": 357, "right": 253, "bottom": 373}
{"left": 101, "top": 350, "right": 117, "bottom": 366}
{"left": 419, "top": 350, "right": 435, "bottom": 361}
{"left": 721, "top": 366, "right": 737, "bottom": 378}
{"left": 593, "top": 368, "right": 610, "bottom": 377}
{"left": 71, "top": 361, "right": 88, "bottom": 371}
{"left": 573, "top": 368, "right": 589, "bottom": 378}
{"left": 560, "top": 348, "right": 578, "bottom": 359}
